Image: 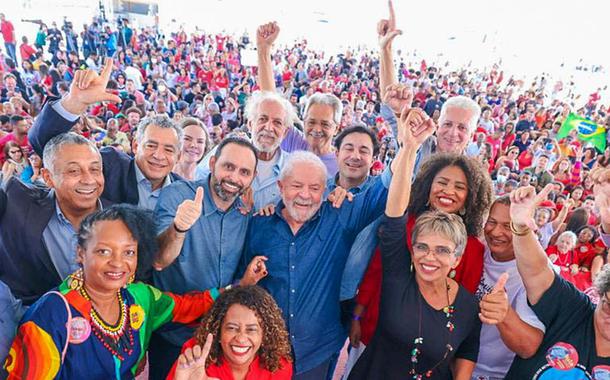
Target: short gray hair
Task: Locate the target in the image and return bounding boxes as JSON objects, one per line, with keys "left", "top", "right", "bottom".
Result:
{"left": 244, "top": 91, "right": 298, "bottom": 129}
{"left": 594, "top": 264, "right": 610, "bottom": 296}
{"left": 303, "top": 93, "right": 343, "bottom": 125}
{"left": 42, "top": 132, "right": 100, "bottom": 174}
{"left": 411, "top": 210, "right": 468, "bottom": 257}
{"left": 557, "top": 231, "right": 577, "bottom": 246}
{"left": 439, "top": 95, "right": 482, "bottom": 133}
{"left": 135, "top": 115, "right": 183, "bottom": 150}
{"left": 279, "top": 151, "right": 327, "bottom": 183}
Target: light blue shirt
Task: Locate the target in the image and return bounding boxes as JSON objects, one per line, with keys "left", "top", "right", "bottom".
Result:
{"left": 134, "top": 163, "right": 172, "bottom": 210}
{"left": 43, "top": 196, "right": 82, "bottom": 279}
{"left": 0, "top": 280, "right": 23, "bottom": 364}
{"left": 325, "top": 169, "right": 392, "bottom": 300}
{"left": 153, "top": 176, "right": 250, "bottom": 346}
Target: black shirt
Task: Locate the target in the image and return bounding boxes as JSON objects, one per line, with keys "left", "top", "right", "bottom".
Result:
{"left": 349, "top": 214, "right": 481, "bottom": 380}
{"left": 506, "top": 274, "right": 610, "bottom": 379}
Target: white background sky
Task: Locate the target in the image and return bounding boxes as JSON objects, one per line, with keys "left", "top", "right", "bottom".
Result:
{"left": 2, "top": 0, "right": 609, "bottom": 99}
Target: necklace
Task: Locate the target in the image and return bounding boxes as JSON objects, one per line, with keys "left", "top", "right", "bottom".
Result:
{"left": 409, "top": 280, "right": 455, "bottom": 379}
{"left": 79, "top": 287, "right": 134, "bottom": 360}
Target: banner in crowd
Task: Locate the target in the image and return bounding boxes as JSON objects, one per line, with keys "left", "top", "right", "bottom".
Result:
{"left": 557, "top": 113, "right": 607, "bottom": 152}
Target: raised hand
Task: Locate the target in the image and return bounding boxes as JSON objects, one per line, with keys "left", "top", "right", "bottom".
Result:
{"left": 479, "top": 272, "right": 509, "bottom": 325}
{"left": 240, "top": 256, "right": 268, "bottom": 286}
{"left": 377, "top": 0, "right": 402, "bottom": 50}
{"left": 174, "top": 187, "right": 204, "bottom": 233}
{"left": 256, "top": 22, "right": 280, "bottom": 50}
{"left": 591, "top": 167, "right": 610, "bottom": 231}
{"left": 398, "top": 107, "right": 436, "bottom": 151}
{"left": 174, "top": 334, "right": 220, "bottom": 380}
{"left": 61, "top": 58, "right": 122, "bottom": 115}
{"left": 382, "top": 83, "right": 413, "bottom": 115}
{"left": 509, "top": 184, "right": 553, "bottom": 231}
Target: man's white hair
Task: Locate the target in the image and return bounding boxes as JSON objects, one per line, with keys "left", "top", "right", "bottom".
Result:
{"left": 279, "top": 150, "right": 327, "bottom": 183}
{"left": 303, "top": 93, "right": 343, "bottom": 125}
{"left": 244, "top": 90, "right": 298, "bottom": 128}
{"left": 439, "top": 95, "right": 482, "bottom": 133}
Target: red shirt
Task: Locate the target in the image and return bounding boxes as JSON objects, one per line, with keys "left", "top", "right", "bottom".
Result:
{"left": 0, "top": 133, "right": 30, "bottom": 164}
{"left": 0, "top": 20, "right": 15, "bottom": 44}
{"left": 167, "top": 337, "right": 293, "bottom": 380}
{"left": 20, "top": 43, "right": 36, "bottom": 61}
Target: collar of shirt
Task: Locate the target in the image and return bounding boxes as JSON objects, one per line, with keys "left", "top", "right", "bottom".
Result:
{"left": 51, "top": 190, "right": 103, "bottom": 227}
{"left": 326, "top": 173, "right": 372, "bottom": 195}
{"left": 202, "top": 173, "right": 244, "bottom": 217}
{"left": 134, "top": 161, "right": 172, "bottom": 192}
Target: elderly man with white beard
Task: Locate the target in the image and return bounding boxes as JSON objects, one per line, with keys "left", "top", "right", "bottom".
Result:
{"left": 240, "top": 108, "right": 436, "bottom": 379}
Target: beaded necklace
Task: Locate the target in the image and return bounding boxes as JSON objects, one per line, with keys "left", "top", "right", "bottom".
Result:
{"left": 79, "top": 287, "right": 134, "bottom": 360}
{"left": 409, "top": 280, "right": 455, "bottom": 379}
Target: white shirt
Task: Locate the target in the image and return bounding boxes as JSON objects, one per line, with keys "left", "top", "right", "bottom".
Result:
{"left": 472, "top": 246, "right": 545, "bottom": 380}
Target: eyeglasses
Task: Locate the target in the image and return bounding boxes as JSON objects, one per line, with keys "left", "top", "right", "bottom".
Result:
{"left": 9, "top": 150, "right": 21, "bottom": 155}
{"left": 412, "top": 242, "right": 455, "bottom": 258}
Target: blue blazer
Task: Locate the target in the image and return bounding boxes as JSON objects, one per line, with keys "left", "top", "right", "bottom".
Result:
{"left": 0, "top": 178, "right": 112, "bottom": 305}
{"left": 29, "top": 100, "right": 182, "bottom": 205}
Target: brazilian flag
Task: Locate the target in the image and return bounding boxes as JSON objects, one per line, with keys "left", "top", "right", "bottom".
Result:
{"left": 557, "top": 113, "right": 607, "bottom": 152}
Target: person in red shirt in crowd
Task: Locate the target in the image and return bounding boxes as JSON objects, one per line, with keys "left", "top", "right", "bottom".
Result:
{"left": 169, "top": 286, "right": 293, "bottom": 380}
{"left": 18, "top": 36, "right": 36, "bottom": 63}
{"left": 485, "top": 128, "right": 502, "bottom": 160}
{"left": 0, "top": 13, "right": 16, "bottom": 65}
{"left": 551, "top": 156, "right": 582, "bottom": 189}
{"left": 0, "top": 115, "right": 30, "bottom": 164}
{"left": 500, "top": 121, "right": 516, "bottom": 151}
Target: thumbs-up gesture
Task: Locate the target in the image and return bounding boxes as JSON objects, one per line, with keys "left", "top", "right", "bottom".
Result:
{"left": 174, "top": 333, "right": 220, "bottom": 380}
{"left": 509, "top": 184, "right": 553, "bottom": 232}
{"left": 174, "top": 187, "right": 204, "bottom": 233}
{"left": 61, "top": 58, "right": 122, "bottom": 115}
{"left": 479, "top": 272, "right": 509, "bottom": 325}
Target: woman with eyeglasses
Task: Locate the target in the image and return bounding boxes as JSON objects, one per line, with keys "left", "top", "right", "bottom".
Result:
{"left": 503, "top": 169, "right": 610, "bottom": 379}
{"left": 1, "top": 141, "right": 29, "bottom": 183}
{"left": 349, "top": 109, "right": 482, "bottom": 380}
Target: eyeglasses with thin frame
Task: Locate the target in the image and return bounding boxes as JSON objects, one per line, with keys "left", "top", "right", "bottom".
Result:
{"left": 412, "top": 242, "right": 455, "bottom": 258}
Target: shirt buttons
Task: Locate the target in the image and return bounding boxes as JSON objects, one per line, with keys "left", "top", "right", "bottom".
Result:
{"left": 290, "top": 242, "right": 295, "bottom": 246}
{"left": 291, "top": 289, "right": 295, "bottom": 293}
{"left": 291, "top": 335, "right": 295, "bottom": 339}
{"left": 290, "top": 313, "right": 294, "bottom": 318}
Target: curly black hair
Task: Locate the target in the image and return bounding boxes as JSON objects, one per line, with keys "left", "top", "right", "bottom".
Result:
{"left": 77, "top": 204, "right": 157, "bottom": 282}
{"left": 194, "top": 286, "right": 292, "bottom": 372}
{"left": 408, "top": 153, "right": 493, "bottom": 237}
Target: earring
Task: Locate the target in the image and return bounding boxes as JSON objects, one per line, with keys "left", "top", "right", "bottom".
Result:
{"left": 449, "top": 269, "right": 456, "bottom": 279}
{"left": 458, "top": 206, "right": 466, "bottom": 216}
{"left": 69, "top": 268, "right": 84, "bottom": 291}
{"left": 410, "top": 262, "right": 414, "bottom": 273}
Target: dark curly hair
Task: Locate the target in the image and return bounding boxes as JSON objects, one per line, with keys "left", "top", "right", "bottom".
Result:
{"left": 77, "top": 204, "right": 157, "bottom": 282}
{"left": 194, "top": 286, "right": 292, "bottom": 372}
{"left": 408, "top": 153, "right": 493, "bottom": 237}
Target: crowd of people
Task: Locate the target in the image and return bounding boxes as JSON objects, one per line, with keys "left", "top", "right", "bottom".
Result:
{"left": 0, "top": 2, "right": 609, "bottom": 379}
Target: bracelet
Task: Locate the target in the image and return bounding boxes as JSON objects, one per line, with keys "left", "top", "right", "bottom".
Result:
{"left": 352, "top": 314, "right": 362, "bottom": 321}
{"left": 173, "top": 222, "right": 189, "bottom": 234}
{"left": 225, "top": 280, "right": 241, "bottom": 291}
{"left": 510, "top": 221, "right": 531, "bottom": 236}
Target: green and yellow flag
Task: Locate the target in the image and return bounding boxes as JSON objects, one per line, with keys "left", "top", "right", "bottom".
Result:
{"left": 557, "top": 113, "right": 607, "bottom": 152}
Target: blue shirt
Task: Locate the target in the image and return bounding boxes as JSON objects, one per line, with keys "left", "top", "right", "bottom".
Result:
{"left": 0, "top": 279, "right": 23, "bottom": 364}
{"left": 241, "top": 178, "right": 387, "bottom": 373}
{"left": 43, "top": 194, "right": 102, "bottom": 279}
{"left": 325, "top": 170, "right": 392, "bottom": 300}
{"left": 135, "top": 163, "right": 172, "bottom": 210}
{"left": 153, "top": 176, "right": 250, "bottom": 346}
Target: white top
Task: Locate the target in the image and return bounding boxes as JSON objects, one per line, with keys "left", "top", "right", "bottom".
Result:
{"left": 472, "top": 246, "right": 546, "bottom": 380}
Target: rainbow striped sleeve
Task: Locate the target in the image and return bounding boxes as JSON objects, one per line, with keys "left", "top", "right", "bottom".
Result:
{"left": 4, "top": 321, "right": 62, "bottom": 379}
